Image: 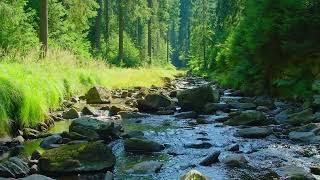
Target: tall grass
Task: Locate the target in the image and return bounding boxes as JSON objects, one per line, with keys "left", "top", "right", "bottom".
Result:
{"left": 0, "top": 50, "right": 178, "bottom": 136}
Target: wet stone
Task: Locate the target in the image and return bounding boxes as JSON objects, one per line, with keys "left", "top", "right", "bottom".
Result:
{"left": 199, "top": 151, "right": 221, "bottom": 166}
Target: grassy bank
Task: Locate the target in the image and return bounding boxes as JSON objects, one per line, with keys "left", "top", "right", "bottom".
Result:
{"left": 0, "top": 50, "right": 179, "bottom": 136}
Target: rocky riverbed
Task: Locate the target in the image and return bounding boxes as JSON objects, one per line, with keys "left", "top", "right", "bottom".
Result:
{"left": 1, "top": 76, "right": 320, "bottom": 180}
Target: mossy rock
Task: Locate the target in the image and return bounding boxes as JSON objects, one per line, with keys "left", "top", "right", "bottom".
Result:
{"left": 224, "top": 110, "right": 270, "bottom": 126}
{"left": 124, "top": 138, "right": 164, "bottom": 153}
{"left": 39, "top": 141, "right": 115, "bottom": 175}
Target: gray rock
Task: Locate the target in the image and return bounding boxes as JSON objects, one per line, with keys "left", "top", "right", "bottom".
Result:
{"left": 204, "top": 103, "right": 230, "bottom": 114}
{"left": 124, "top": 138, "right": 164, "bottom": 153}
{"left": 180, "top": 169, "right": 209, "bottom": 180}
{"left": 275, "top": 166, "right": 315, "bottom": 180}
{"left": 220, "top": 96, "right": 252, "bottom": 104}
{"left": 229, "top": 103, "right": 257, "bottom": 110}
{"left": 62, "top": 108, "right": 80, "bottom": 119}
{"left": 118, "top": 111, "right": 150, "bottom": 119}
{"left": 199, "top": 151, "right": 221, "bottom": 166}
{"left": 104, "top": 171, "right": 114, "bottom": 180}
{"left": 39, "top": 141, "right": 115, "bottom": 175}
{"left": 40, "top": 134, "right": 62, "bottom": 149}
{"left": 177, "top": 85, "right": 219, "bottom": 113}
{"left": 220, "top": 154, "right": 248, "bottom": 167}
{"left": 185, "top": 142, "right": 212, "bottom": 149}
{"left": 129, "top": 161, "right": 163, "bottom": 174}
{"left": 18, "top": 174, "right": 54, "bottom": 180}
{"left": 286, "top": 108, "right": 315, "bottom": 125}
{"left": 174, "top": 111, "right": 198, "bottom": 119}
{"left": 69, "top": 117, "right": 116, "bottom": 141}
{"left": 137, "top": 93, "right": 172, "bottom": 112}
{"left": 81, "top": 105, "right": 97, "bottom": 116}
{"left": 225, "top": 110, "right": 270, "bottom": 126}
{"left": 289, "top": 131, "right": 320, "bottom": 143}
{"left": 0, "top": 157, "right": 29, "bottom": 178}
{"left": 236, "top": 127, "right": 272, "bottom": 138}
{"left": 256, "top": 106, "right": 270, "bottom": 112}
{"left": 86, "top": 86, "right": 111, "bottom": 104}
{"left": 226, "top": 144, "right": 240, "bottom": 151}
{"left": 310, "top": 166, "right": 320, "bottom": 175}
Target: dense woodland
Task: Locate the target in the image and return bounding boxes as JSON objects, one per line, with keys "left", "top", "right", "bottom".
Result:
{"left": 1, "top": 0, "right": 320, "bottom": 100}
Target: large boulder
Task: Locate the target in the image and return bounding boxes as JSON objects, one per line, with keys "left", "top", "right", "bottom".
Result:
{"left": 236, "top": 127, "right": 272, "bottom": 138}
{"left": 69, "top": 117, "right": 116, "bottom": 141}
{"left": 38, "top": 141, "right": 115, "bottom": 175}
{"left": 180, "top": 169, "right": 209, "bottom": 180}
{"left": 124, "top": 138, "right": 164, "bottom": 153}
{"left": 0, "top": 157, "right": 30, "bottom": 178}
{"left": 86, "top": 87, "right": 111, "bottom": 104}
{"left": 177, "top": 85, "right": 219, "bottom": 112}
{"left": 224, "top": 110, "right": 270, "bottom": 126}
{"left": 137, "top": 93, "right": 173, "bottom": 112}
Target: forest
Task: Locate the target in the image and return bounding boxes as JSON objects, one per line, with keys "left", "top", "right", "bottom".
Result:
{"left": 0, "top": 0, "right": 320, "bottom": 179}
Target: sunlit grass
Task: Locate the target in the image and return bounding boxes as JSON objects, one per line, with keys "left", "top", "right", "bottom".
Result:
{"left": 0, "top": 49, "right": 180, "bottom": 136}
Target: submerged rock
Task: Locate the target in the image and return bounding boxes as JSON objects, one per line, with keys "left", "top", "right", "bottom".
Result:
{"left": 174, "top": 111, "right": 198, "bottom": 119}
{"left": 236, "top": 127, "right": 272, "bottom": 138}
{"left": 128, "top": 161, "right": 163, "bottom": 174}
{"left": 86, "top": 86, "right": 111, "bottom": 104}
{"left": 38, "top": 141, "right": 115, "bottom": 175}
{"left": 137, "top": 93, "right": 173, "bottom": 112}
{"left": 224, "top": 110, "right": 270, "bottom": 126}
{"left": 177, "top": 85, "right": 219, "bottom": 113}
{"left": 124, "top": 138, "right": 164, "bottom": 153}
{"left": 275, "top": 166, "right": 315, "bottom": 180}
{"left": 18, "top": 174, "right": 54, "bottom": 180}
{"left": 180, "top": 169, "right": 209, "bottom": 180}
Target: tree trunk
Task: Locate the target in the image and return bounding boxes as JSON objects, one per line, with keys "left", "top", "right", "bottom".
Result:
{"left": 40, "top": 0, "right": 48, "bottom": 57}
{"left": 95, "top": 0, "right": 102, "bottom": 52}
{"left": 118, "top": 0, "right": 124, "bottom": 64}
{"left": 167, "top": 30, "right": 169, "bottom": 63}
{"left": 147, "top": 0, "right": 153, "bottom": 65}
{"left": 104, "top": 0, "right": 110, "bottom": 53}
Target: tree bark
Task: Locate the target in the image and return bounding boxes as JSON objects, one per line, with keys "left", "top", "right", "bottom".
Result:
{"left": 118, "top": 0, "right": 124, "bottom": 64}
{"left": 147, "top": 0, "right": 153, "bottom": 65}
{"left": 104, "top": 0, "right": 110, "bottom": 53}
{"left": 40, "top": 0, "right": 48, "bottom": 57}
{"left": 95, "top": 0, "right": 102, "bottom": 52}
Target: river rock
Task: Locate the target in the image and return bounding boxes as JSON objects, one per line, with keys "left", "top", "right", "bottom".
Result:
{"left": 81, "top": 105, "right": 97, "bottom": 116}
{"left": 275, "top": 166, "right": 316, "bottom": 180}
{"left": 18, "top": 174, "right": 54, "bottom": 180}
{"left": 220, "top": 154, "right": 248, "bottom": 167}
{"left": 177, "top": 85, "right": 219, "bottom": 113}
{"left": 62, "top": 108, "right": 80, "bottom": 119}
{"left": 174, "top": 111, "right": 198, "bottom": 119}
{"left": 229, "top": 103, "right": 257, "bottom": 110}
{"left": 40, "top": 134, "right": 62, "bottom": 149}
{"left": 0, "top": 157, "right": 30, "bottom": 178}
{"left": 185, "top": 142, "right": 212, "bottom": 149}
{"left": 253, "top": 96, "right": 275, "bottom": 109}
{"left": 310, "top": 166, "right": 320, "bottom": 175}
{"left": 137, "top": 93, "right": 173, "bottom": 112}
{"left": 118, "top": 111, "right": 150, "bottom": 119}
{"left": 128, "top": 161, "right": 163, "bottom": 174}
{"left": 199, "top": 151, "right": 221, "bottom": 166}
{"left": 86, "top": 87, "right": 111, "bottom": 104}
{"left": 236, "top": 127, "right": 272, "bottom": 138}
{"left": 204, "top": 103, "right": 230, "bottom": 114}
{"left": 286, "top": 108, "right": 315, "bottom": 125}
{"left": 289, "top": 131, "right": 320, "bottom": 143}
{"left": 124, "top": 138, "right": 164, "bottom": 153}
{"left": 180, "top": 169, "right": 209, "bottom": 180}
{"left": 224, "top": 110, "right": 270, "bottom": 126}
{"left": 38, "top": 141, "right": 115, "bottom": 175}
{"left": 69, "top": 117, "right": 116, "bottom": 141}
{"left": 109, "top": 105, "right": 129, "bottom": 116}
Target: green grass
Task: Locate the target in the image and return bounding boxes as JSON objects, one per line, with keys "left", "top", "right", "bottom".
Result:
{"left": 0, "top": 50, "right": 179, "bottom": 136}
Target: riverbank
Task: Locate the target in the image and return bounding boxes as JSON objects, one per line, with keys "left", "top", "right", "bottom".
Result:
{"left": 0, "top": 75, "right": 320, "bottom": 179}
{"left": 0, "top": 50, "right": 179, "bottom": 136}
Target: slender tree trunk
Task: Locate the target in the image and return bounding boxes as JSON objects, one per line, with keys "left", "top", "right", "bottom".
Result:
{"left": 104, "top": 0, "right": 110, "bottom": 53}
{"left": 147, "top": 0, "right": 153, "bottom": 65}
{"left": 167, "top": 30, "right": 169, "bottom": 63}
{"left": 40, "top": 0, "right": 48, "bottom": 57}
{"left": 95, "top": 0, "right": 102, "bottom": 52}
{"left": 118, "top": 0, "right": 124, "bottom": 64}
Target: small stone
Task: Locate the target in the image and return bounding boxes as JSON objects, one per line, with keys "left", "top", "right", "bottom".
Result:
{"left": 226, "top": 144, "right": 240, "bottom": 151}
{"left": 174, "top": 111, "right": 198, "bottom": 119}
{"left": 30, "top": 164, "right": 38, "bottom": 174}
{"left": 31, "top": 150, "right": 42, "bottom": 160}
{"left": 185, "top": 142, "right": 212, "bottom": 149}
{"left": 40, "top": 134, "right": 62, "bottom": 149}
{"left": 220, "top": 154, "right": 248, "bottom": 167}
{"left": 81, "top": 105, "right": 97, "bottom": 116}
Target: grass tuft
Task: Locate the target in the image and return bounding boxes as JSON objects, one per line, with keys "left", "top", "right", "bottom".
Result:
{"left": 0, "top": 49, "right": 179, "bottom": 136}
